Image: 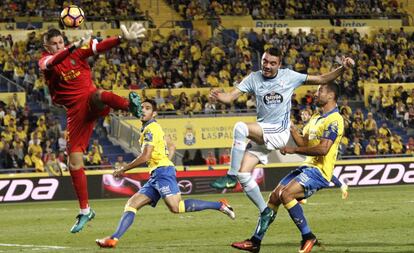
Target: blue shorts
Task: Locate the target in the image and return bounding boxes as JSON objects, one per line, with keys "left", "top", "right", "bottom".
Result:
{"left": 139, "top": 166, "right": 181, "bottom": 207}
{"left": 279, "top": 166, "right": 330, "bottom": 199}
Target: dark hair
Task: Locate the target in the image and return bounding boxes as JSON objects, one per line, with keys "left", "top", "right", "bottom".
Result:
{"left": 43, "top": 28, "right": 62, "bottom": 42}
{"left": 265, "top": 47, "right": 282, "bottom": 58}
{"left": 143, "top": 99, "right": 157, "bottom": 111}
{"left": 325, "top": 82, "right": 340, "bottom": 101}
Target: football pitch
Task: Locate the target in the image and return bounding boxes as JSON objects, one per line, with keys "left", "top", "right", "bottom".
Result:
{"left": 0, "top": 185, "right": 413, "bottom": 253}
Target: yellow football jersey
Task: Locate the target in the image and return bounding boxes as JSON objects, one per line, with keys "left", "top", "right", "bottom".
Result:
{"left": 302, "top": 108, "right": 344, "bottom": 181}
{"left": 140, "top": 120, "right": 174, "bottom": 172}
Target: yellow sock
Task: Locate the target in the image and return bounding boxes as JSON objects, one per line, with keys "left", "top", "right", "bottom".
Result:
{"left": 178, "top": 200, "right": 186, "bottom": 213}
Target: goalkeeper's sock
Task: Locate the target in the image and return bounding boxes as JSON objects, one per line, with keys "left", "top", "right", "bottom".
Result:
{"left": 178, "top": 199, "right": 221, "bottom": 212}
{"left": 285, "top": 199, "right": 311, "bottom": 235}
{"left": 69, "top": 168, "right": 89, "bottom": 209}
{"left": 100, "top": 91, "right": 129, "bottom": 111}
{"left": 112, "top": 208, "right": 136, "bottom": 240}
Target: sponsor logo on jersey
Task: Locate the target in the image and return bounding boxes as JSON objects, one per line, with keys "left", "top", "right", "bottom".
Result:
{"left": 263, "top": 92, "right": 283, "bottom": 105}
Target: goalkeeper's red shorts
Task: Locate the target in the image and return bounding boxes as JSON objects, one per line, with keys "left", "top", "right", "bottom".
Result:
{"left": 66, "top": 90, "right": 110, "bottom": 153}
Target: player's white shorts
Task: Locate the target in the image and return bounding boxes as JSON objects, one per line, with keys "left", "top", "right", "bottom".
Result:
{"left": 247, "top": 123, "right": 290, "bottom": 164}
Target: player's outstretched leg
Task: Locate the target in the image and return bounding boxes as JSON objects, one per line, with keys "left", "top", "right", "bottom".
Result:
{"left": 70, "top": 208, "right": 96, "bottom": 233}
{"left": 178, "top": 198, "right": 236, "bottom": 219}
{"left": 129, "top": 91, "right": 142, "bottom": 118}
{"left": 69, "top": 165, "right": 95, "bottom": 233}
{"left": 210, "top": 122, "right": 248, "bottom": 189}
{"left": 96, "top": 206, "right": 137, "bottom": 248}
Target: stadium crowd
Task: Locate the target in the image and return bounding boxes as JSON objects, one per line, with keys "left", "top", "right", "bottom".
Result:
{"left": 167, "top": 0, "right": 404, "bottom": 20}
{"left": 0, "top": 2, "right": 413, "bottom": 171}
{"left": 0, "top": 0, "right": 147, "bottom": 22}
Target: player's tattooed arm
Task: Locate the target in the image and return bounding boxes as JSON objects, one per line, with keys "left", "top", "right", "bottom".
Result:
{"left": 210, "top": 88, "right": 242, "bottom": 104}
{"left": 305, "top": 56, "right": 355, "bottom": 85}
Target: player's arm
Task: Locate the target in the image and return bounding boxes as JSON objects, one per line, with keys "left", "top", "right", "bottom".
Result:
{"left": 210, "top": 87, "right": 243, "bottom": 104}
{"left": 113, "top": 144, "right": 153, "bottom": 177}
{"left": 281, "top": 138, "right": 334, "bottom": 156}
{"left": 39, "top": 48, "right": 71, "bottom": 70}
{"left": 165, "top": 135, "right": 176, "bottom": 160}
{"left": 305, "top": 56, "right": 355, "bottom": 85}
{"left": 290, "top": 123, "right": 309, "bottom": 147}
{"left": 39, "top": 32, "right": 92, "bottom": 70}
{"left": 281, "top": 120, "right": 339, "bottom": 156}
{"left": 78, "top": 23, "right": 145, "bottom": 59}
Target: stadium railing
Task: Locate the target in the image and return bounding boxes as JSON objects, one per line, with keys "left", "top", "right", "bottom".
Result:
{"left": 0, "top": 74, "right": 25, "bottom": 92}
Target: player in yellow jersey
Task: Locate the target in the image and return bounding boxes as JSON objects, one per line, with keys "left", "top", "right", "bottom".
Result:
{"left": 232, "top": 82, "right": 344, "bottom": 253}
{"left": 96, "top": 99, "right": 235, "bottom": 248}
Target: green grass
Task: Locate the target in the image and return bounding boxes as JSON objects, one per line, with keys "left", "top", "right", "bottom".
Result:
{"left": 0, "top": 185, "right": 413, "bottom": 253}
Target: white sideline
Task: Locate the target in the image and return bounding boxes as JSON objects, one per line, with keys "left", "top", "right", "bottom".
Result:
{"left": 0, "top": 243, "right": 68, "bottom": 249}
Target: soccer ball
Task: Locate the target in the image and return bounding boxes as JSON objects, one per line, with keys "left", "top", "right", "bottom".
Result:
{"left": 60, "top": 5, "right": 85, "bottom": 28}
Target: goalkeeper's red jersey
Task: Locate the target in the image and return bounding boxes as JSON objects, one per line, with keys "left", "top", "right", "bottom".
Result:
{"left": 38, "top": 40, "right": 98, "bottom": 108}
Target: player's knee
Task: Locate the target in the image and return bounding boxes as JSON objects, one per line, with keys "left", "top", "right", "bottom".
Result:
{"left": 279, "top": 188, "right": 293, "bottom": 204}
{"left": 233, "top": 122, "right": 249, "bottom": 139}
{"left": 268, "top": 190, "right": 279, "bottom": 204}
{"left": 237, "top": 172, "right": 257, "bottom": 191}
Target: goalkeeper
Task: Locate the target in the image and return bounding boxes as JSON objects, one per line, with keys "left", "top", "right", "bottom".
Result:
{"left": 38, "top": 23, "right": 145, "bottom": 233}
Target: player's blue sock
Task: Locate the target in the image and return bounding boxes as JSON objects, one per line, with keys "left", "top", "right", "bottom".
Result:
{"left": 331, "top": 175, "right": 342, "bottom": 187}
{"left": 112, "top": 210, "right": 136, "bottom": 240}
{"left": 179, "top": 199, "right": 222, "bottom": 212}
{"left": 228, "top": 122, "right": 248, "bottom": 176}
{"left": 238, "top": 172, "right": 267, "bottom": 212}
{"left": 285, "top": 199, "right": 311, "bottom": 235}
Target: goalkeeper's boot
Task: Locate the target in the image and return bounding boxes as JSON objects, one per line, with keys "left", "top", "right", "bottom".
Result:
{"left": 210, "top": 174, "right": 238, "bottom": 189}
{"left": 299, "top": 233, "right": 319, "bottom": 253}
{"left": 70, "top": 209, "right": 95, "bottom": 233}
{"left": 129, "top": 92, "right": 142, "bottom": 118}
{"left": 219, "top": 199, "right": 235, "bottom": 219}
{"left": 255, "top": 207, "right": 276, "bottom": 236}
{"left": 96, "top": 236, "right": 118, "bottom": 248}
{"left": 231, "top": 238, "right": 261, "bottom": 253}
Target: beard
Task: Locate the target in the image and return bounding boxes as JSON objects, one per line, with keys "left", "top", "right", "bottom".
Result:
{"left": 315, "top": 98, "right": 326, "bottom": 107}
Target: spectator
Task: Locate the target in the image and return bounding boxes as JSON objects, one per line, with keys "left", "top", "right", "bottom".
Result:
{"left": 365, "top": 138, "right": 378, "bottom": 156}
{"left": 205, "top": 151, "right": 217, "bottom": 166}
{"left": 191, "top": 149, "right": 205, "bottom": 165}
{"left": 349, "top": 137, "right": 363, "bottom": 156}
{"left": 32, "top": 152, "right": 44, "bottom": 172}
{"left": 101, "top": 156, "right": 111, "bottom": 167}
{"left": 219, "top": 148, "right": 230, "bottom": 165}
{"left": 377, "top": 136, "right": 390, "bottom": 155}
{"left": 45, "top": 153, "right": 63, "bottom": 176}
{"left": 182, "top": 150, "right": 192, "bottom": 166}
{"left": 364, "top": 112, "right": 377, "bottom": 138}
{"left": 92, "top": 139, "right": 104, "bottom": 156}
{"left": 114, "top": 155, "right": 127, "bottom": 168}
{"left": 390, "top": 134, "right": 403, "bottom": 154}
{"left": 58, "top": 132, "right": 67, "bottom": 152}
{"left": 378, "top": 123, "right": 392, "bottom": 137}
{"left": 204, "top": 97, "right": 216, "bottom": 114}
{"left": 3, "top": 148, "right": 23, "bottom": 169}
